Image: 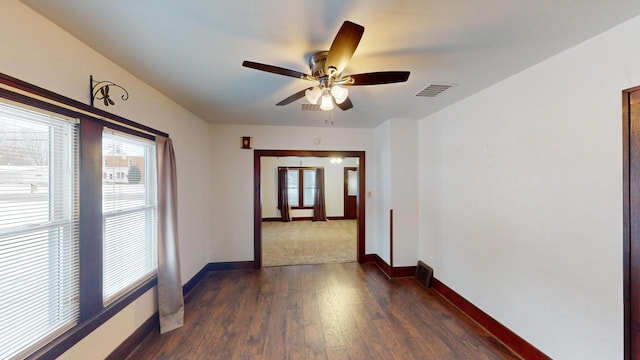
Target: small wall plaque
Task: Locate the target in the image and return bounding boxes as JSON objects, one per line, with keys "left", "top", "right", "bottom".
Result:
{"left": 241, "top": 136, "right": 253, "bottom": 149}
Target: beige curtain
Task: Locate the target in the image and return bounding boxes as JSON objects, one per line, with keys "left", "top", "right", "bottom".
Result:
{"left": 156, "top": 136, "right": 184, "bottom": 333}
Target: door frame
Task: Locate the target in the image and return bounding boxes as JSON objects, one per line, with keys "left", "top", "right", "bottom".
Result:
{"left": 253, "top": 150, "right": 366, "bottom": 268}
{"left": 623, "top": 85, "right": 640, "bottom": 359}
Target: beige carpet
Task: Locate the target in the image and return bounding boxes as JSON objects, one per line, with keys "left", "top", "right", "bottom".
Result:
{"left": 262, "top": 220, "right": 356, "bottom": 267}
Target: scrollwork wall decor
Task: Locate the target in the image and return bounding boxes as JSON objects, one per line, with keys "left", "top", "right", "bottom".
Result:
{"left": 90, "top": 75, "right": 129, "bottom": 107}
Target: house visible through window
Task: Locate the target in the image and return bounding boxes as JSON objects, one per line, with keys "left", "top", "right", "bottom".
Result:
{"left": 102, "top": 130, "right": 157, "bottom": 305}
{"left": 281, "top": 167, "right": 317, "bottom": 209}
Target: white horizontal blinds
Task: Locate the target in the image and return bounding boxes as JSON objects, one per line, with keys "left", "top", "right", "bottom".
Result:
{"left": 102, "top": 130, "right": 157, "bottom": 305}
{"left": 0, "top": 102, "right": 79, "bottom": 359}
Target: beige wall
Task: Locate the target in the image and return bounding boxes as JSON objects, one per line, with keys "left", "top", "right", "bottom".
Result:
{"left": 208, "top": 123, "right": 379, "bottom": 262}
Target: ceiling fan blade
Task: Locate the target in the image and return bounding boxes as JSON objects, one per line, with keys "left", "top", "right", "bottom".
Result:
{"left": 243, "top": 61, "right": 312, "bottom": 80}
{"left": 336, "top": 96, "right": 353, "bottom": 111}
{"left": 346, "top": 71, "right": 410, "bottom": 86}
{"left": 325, "top": 21, "right": 364, "bottom": 76}
{"left": 276, "top": 88, "right": 312, "bottom": 106}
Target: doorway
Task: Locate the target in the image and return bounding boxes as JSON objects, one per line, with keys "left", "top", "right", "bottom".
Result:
{"left": 344, "top": 167, "right": 358, "bottom": 219}
{"left": 253, "top": 150, "right": 366, "bottom": 268}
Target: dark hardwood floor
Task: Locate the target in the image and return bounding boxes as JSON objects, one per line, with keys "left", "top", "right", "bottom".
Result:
{"left": 127, "top": 263, "right": 519, "bottom": 359}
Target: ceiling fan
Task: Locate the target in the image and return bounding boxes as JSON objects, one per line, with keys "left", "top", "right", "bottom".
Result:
{"left": 242, "top": 21, "right": 410, "bottom": 111}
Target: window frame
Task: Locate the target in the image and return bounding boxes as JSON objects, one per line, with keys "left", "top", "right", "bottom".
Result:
{"left": 0, "top": 73, "right": 166, "bottom": 359}
{"left": 78, "top": 117, "right": 159, "bottom": 322}
{"left": 278, "top": 167, "right": 318, "bottom": 209}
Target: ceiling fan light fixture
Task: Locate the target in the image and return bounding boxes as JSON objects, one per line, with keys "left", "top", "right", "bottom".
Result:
{"left": 305, "top": 86, "right": 322, "bottom": 104}
{"left": 242, "top": 21, "right": 410, "bottom": 112}
{"left": 320, "top": 92, "right": 334, "bottom": 111}
{"left": 330, "top": 84, "right": 348, "bottom": 104}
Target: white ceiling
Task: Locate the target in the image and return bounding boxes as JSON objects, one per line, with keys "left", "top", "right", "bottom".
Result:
{"left": 22, "top": 1, "right": 640, "bottom": 128}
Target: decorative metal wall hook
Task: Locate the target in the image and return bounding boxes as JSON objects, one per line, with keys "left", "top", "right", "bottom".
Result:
{"left": 90, "top": 75, "right": 129, "bottom": 107}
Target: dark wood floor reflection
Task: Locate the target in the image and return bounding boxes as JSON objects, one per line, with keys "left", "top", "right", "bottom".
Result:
{"left": 128, "top": 263, "right": 519, "bottom": 359}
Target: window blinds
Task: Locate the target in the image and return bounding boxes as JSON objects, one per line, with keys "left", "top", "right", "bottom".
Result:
{"left": 102, "top": 130, "right": 157, "bottom": 305}
{"left": 0, "top": 102, "right": 79, "bottom": 359}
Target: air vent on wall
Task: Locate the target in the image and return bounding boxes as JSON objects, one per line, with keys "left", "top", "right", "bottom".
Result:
{"left": 301, "top": 103, "right": 322, "bottom": 111}
{"left": 415, "top": 260, "right": 433, "bottom": 288}
{"left": 415, "top": 84, "right": 453, "bottom": 97}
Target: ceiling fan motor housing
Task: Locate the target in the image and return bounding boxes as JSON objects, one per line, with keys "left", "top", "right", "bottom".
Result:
{"left": 309, "top": 51, "right": 330, "bottom": 78}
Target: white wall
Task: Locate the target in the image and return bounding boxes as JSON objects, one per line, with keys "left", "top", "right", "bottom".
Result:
{"left": 261, "top": 156, "right": 280, "bottom": 218}
{"left": 261, "top": 156, "right": 359, "bottom": 219}
{"left": 209, "top": 124, "right": 378, "bottom": 262}
{"left": 1, "top": 2, "right": 211, "bottom": 358}
{"left": 418, "top": 14, "right": 640, "bottom": 360}
{"left": 389, "top": 119, "right": 419, "bottom": 267}
{"left": 373, "top": 119, "right": 419, "bottom": 266}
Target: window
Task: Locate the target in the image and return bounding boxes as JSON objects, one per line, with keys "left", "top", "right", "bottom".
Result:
{"left": 0, "top": 101, "right": 159, "bottom": 358}
{"left": 280, "top": 167, "right": 317, "bottom": 208}
{"left": 0, "top": 102, "right": 79, "bottom": 359}
{"left": 0, "top": 75, "right": 167, "bottom": 358}
{"left": 302, "top": 169, "right": 316, "bottom": 207}
{"left": 102, "top": 130, "right": 157, "bottom": 304}
{"left": 286, "top": 170, "right": 299, "bottom": 207}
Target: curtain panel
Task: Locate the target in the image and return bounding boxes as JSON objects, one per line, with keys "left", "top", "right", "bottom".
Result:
{"left": 313, "top": 168, "right": 327, "bottom": 221}
{"left": 156, "top": 136, "right": 185, "bottom": 333}
{"left": 277, "top": 168, "right": 291, "bottom": 222}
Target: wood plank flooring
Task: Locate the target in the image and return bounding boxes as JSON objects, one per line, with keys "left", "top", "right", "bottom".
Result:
{"left": 127, "top": 263, "right": 520, "bottom": 359}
